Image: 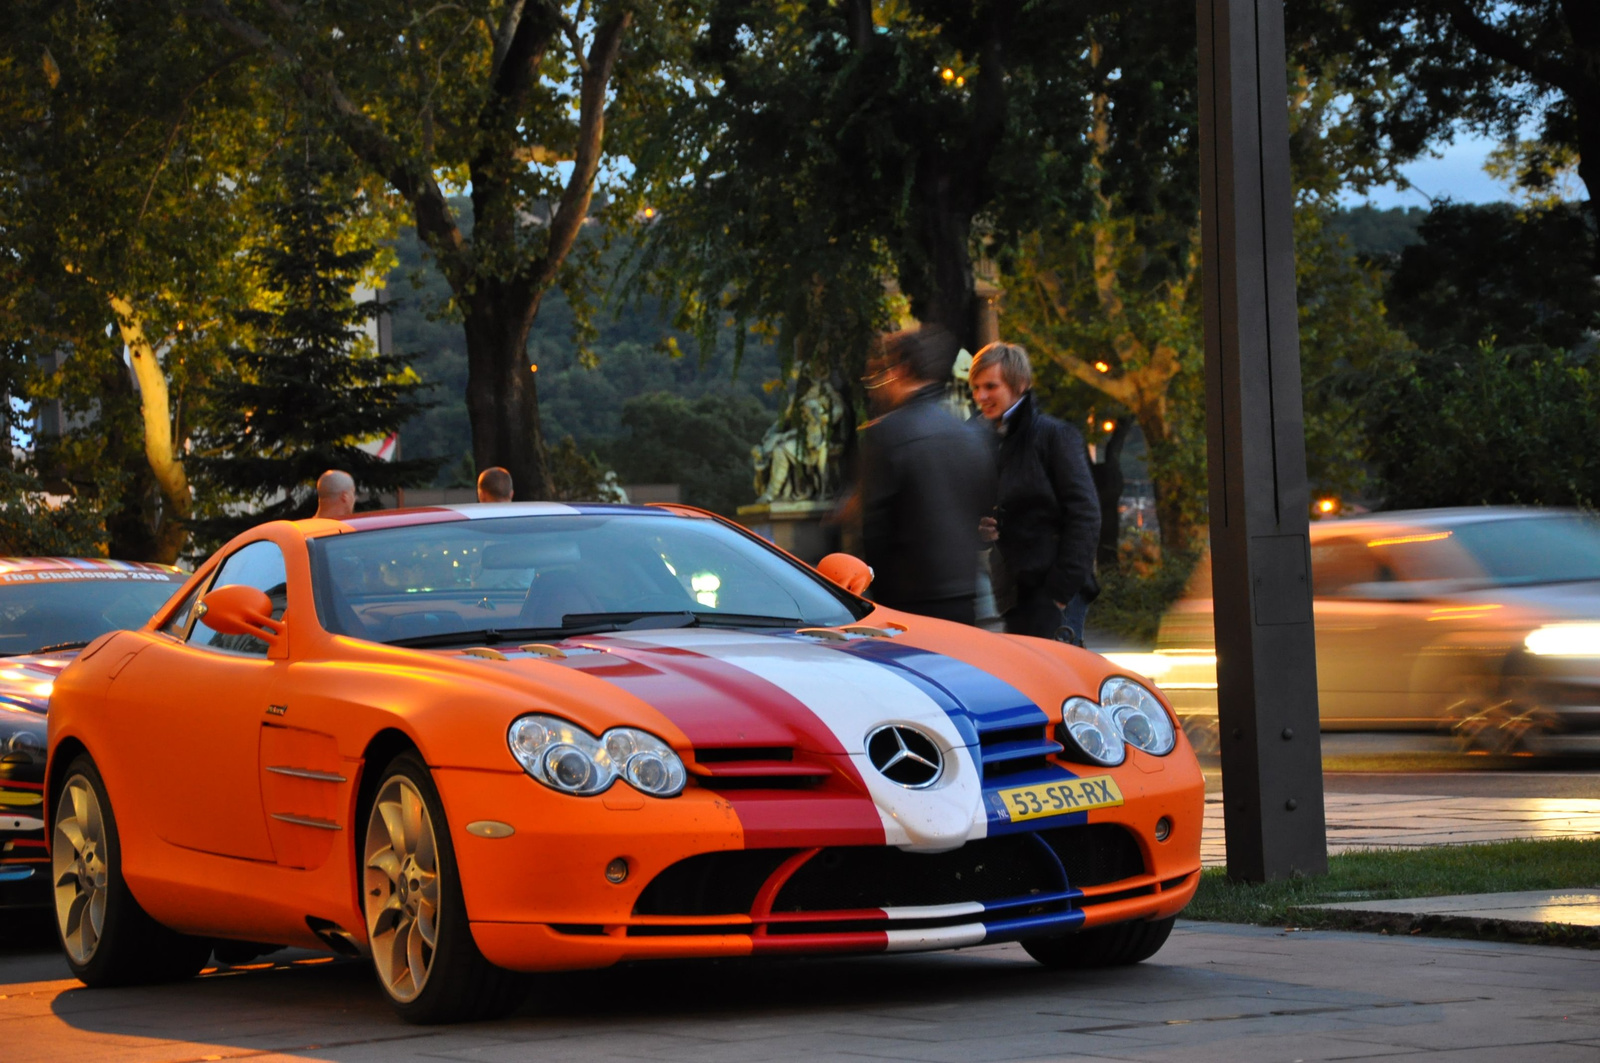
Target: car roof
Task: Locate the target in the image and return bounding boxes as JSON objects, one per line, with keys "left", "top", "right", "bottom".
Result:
{"left": 0, "top": 556, "right": 184, "bottom": 577}
{"left": 330, "top": 501, "right": 695, "bottom": 534}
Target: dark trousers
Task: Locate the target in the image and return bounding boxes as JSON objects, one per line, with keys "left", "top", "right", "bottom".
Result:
{"left": 1003, "top": 586, "right": 1085, "bottom": 644}
{"left": 897, "top": 596, "right": 977, "bottom": 626}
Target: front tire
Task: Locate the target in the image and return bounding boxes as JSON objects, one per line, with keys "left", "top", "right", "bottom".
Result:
{"left": 361, "top": 753, "right": 526, "bottom": 1023}
{"left": 51, "top": 755, "right": 211, "bottom": 986}
{"left": 1022, "top": 916, "right": 1176, "bottom": 969}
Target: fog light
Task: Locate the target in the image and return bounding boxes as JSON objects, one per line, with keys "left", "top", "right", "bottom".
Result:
{"left": 605, "top": 857, "right": 629, "bottom": 883}
{"left": 1154, "top": 817, "right": 1172, "bottom": 842}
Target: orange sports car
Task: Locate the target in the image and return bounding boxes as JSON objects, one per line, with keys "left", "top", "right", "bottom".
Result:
{"left": 46, "top": 503, "right": 1202, "bottom": 1022}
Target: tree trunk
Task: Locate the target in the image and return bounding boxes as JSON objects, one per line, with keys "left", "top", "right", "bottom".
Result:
{"left": 108, "top": 295, "right": 189, "bottom": 562}
{"left": 463, "top": 288, "right": 551, "bottom": 500}
{"left": 908, "top": 173, "right": 979, "bottom": 350}
{"left": 1133, "top": 407, "right": 1193, "bottom": 558}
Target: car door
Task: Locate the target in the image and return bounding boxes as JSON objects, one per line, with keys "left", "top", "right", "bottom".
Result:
{"left": 105, "top": 540, "right": 289, "bottom": 862}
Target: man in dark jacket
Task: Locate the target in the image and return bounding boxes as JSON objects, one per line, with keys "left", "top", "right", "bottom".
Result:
{"left": 970, "top": 342, "right": 1101, "bottom": 641}
{"left": 858, "top": 326, "right": 996, "bottom": 624}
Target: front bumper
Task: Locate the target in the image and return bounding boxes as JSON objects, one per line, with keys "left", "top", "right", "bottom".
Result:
{"left": 436, "top": 753, "right": 1203, "bottom": 973}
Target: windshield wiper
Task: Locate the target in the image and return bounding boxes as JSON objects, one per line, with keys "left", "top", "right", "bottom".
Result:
{"left": 28, "top": 640, "right": 91, "bottom": 655}
{"left": 383, "top": 627, "right": 568, "bottom": 649}
{"left": 560, "top": 611, "right": 802, "bottom": 630}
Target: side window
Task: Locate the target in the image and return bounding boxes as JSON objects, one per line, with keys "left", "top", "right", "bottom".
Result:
{"left": 160, "top": 583, "right": 205, "bottom": 638}
{"left": 1310, "top": 539, "right": 1390, "bottom": 597}
{"left": 189, "top": 541, "right": 289, "bottom": 656}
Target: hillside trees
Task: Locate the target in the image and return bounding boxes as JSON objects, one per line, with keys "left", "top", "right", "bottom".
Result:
{"left": 201, "top": 0, "right": 694, "bottom": 499}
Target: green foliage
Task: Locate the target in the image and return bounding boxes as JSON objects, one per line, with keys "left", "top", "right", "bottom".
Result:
{"left": 1365, "top": 342, "right": 1600, "bottom": 510}
{"left": 191, "top": 151, "right": 437, "bottom": 544}
{"left": 1385, "top": 202, "right": 1600, "bottom": 353}
{"left": 0, "top": 471, "right": 111, "bottom": 558}
{"left": 1186, "top": 838, "right": 1600, "bottom": 929}
{"left": 1325, "top": 205, "right": 1428, "bottom": 257}
{"left": 386, "top": 217, "right": 785, "bottom": 483}
{"left": 545, "top": 436, "right": 620, "bottom": 503}
{"left": 1089, "top": 543, "right": 1201, "bottom": 645}
{"left": 601, "top": 392, "right": 773, "bottom": 516}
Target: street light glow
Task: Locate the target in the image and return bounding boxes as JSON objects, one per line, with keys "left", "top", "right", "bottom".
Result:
{"left": 1093, "top": 360, "right": 1110, "bottom": 373}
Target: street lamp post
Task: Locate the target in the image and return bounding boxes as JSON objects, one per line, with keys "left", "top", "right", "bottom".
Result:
{"left": 1196, "top": 0, "right": 1329, "bottom": 881}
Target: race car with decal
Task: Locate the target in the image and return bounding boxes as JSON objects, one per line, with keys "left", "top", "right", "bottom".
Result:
{"left": 44, "top": 503, "right": 1202, "bottom": 1022}
{"left": 0, "top": 557, "right": 186, "bottom": 908}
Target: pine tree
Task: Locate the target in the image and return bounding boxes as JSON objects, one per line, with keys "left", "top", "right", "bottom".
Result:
{"left": 193, "top": 151, "right": 437, "bottom": 544}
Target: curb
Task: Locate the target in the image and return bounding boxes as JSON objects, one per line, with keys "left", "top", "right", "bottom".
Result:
{"left": 1285, "top": 906, "right": 1600, "bottom": 949}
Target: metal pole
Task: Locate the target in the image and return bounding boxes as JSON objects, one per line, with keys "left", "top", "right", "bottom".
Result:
{"left": 1196, "top": 0, "right": 1327, "bottom": 881}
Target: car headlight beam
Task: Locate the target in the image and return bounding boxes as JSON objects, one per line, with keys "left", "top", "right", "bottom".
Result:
{"left": 508, "top": 714, "right": 686, "bottom": 797}
{"left": 1524, "top": 623, "right": 1600, "bottom": 657}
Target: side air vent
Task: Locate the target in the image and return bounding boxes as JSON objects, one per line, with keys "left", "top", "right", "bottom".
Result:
{"left": 689, "top": 746, "right": 831, "bottom": 790}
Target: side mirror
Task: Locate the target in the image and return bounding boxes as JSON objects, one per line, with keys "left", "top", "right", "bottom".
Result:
{"left": 198, "top": 584, "right": 285, "bottom": 650}
{"left": 817, "top": 553, "right": 873, "bottom": 595}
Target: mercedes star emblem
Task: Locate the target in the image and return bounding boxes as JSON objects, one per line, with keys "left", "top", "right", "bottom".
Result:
{"left": 865, "top": 724, "right": 944, "bottom": 789}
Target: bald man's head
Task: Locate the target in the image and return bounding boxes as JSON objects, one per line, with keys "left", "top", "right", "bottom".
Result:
{"left": 314, "top": 469, "right": 356, "bottom": 520}
{"left": 477, "top": 467, "right": 513, "bottom": 503}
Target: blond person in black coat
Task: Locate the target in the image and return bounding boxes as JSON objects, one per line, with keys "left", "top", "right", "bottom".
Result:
{"left": 970, "top": 343, "right": 1100, "bottom": 642}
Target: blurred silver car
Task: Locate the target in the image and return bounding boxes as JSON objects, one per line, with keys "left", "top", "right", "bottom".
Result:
{"left": 1136, "top": 508, "right": 1600, "bottom": 755}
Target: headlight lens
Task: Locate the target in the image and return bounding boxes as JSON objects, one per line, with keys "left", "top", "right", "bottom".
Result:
{"left": 1058, "top": 697, "right": 1126, "bottom": 766}
{"left": 4, "top": 728, "right": 44, "bottom": 763}
{"left": 1101, "top": 676, "right": 1176, "bottom": 756}
{"left": 1524, "top": 623, "right": 1600, "bottom": 657}
{"left": 507, "top": 714, "right": 686, "bottom": 797}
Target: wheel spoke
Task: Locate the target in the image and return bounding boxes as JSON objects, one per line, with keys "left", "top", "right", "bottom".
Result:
{"left": 406, "top": 911, "right": 430, "bottom": 982}
{"left": 416, "top": 868, "right": 438, "bottom": 908}
{"left": 68, "top": 781, "right": 90, "bottom": 830}
{"left": 377, "top": 798, "right": 408, "bottom": 858}
{"left": 400, "top": 784, "right": 423, "bottom": 855}
{"left": 55, "top": 818, "right": 86, "bottom": 856}
{"left": 366, "top": 848, "right": 401, "bottom": 883}
{"left": 415, "top": 902, "right": 438, "bottom": 948}
{"left": 63, "top": 891, "right": 86, "bottom": 940}
{"left": 389, "top": 915, "right": 413, "bottom": 986}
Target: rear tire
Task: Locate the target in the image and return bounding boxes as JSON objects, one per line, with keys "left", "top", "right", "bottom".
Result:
{"left": 51, "top": 755, "right": 212, "bottom": 986}
{"left": 361, "top": 752, "right": 527, "bottom": 1023}
{"left": 1022, "top": 916, "right": 1176, "bottom": 969}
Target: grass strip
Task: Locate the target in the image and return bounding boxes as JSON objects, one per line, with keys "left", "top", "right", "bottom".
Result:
{"left": 1186, "top": 837, "right": 1600, "bottom": 933}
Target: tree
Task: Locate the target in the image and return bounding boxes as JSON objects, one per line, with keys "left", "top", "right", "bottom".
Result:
{"left": 1365, "top": 342, "right": 1600, "bottom": 509}
{"left": 1, "top": 0, "right": 268, "bottom": 560}
{"left": 634, "top": 0, "right": 1100, "bottom": 376}
{"left": 190, "top": 150, "right": 438, "bottom": 545}
{"left": 1384, "top": 201, "right": 1600, "bottom": 353}
{"left": 602, "top": 391, "right": 774, "bottom": 516}
{"left": 200, "top": 0, "right": 688, "bottom": 499}
{"left": 1322, "top": 2, "right": 1600, "bottom": 260}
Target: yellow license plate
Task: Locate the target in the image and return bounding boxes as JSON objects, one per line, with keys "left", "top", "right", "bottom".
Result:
{"left": 998, "top": 776, "right": 1123, "bottom": 822}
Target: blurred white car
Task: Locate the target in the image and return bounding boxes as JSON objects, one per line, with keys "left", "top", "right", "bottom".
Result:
{"left": 1136, "top": 508, "right": 1600, "bottom": 755}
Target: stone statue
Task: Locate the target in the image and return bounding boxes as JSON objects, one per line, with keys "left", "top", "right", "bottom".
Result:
{"left": 752, "top": 378, "right": 844, "bottom": 503}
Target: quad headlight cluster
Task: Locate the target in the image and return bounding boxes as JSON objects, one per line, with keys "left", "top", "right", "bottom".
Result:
{"left": 507, "top": 714, "right": 687, "bottom": 797}
{"left": 1057, "top": 677, "right": 1177, "bottom": 767}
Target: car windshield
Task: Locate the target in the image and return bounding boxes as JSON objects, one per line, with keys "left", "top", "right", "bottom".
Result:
{"left": 308, "top": 512, "right": 866, "bottom": 645}
{"left": 0, "top": 572, "right": 185, "bottom": 656}
{"left": 1450, "top": 514, "right": 1600, "bottom": 586}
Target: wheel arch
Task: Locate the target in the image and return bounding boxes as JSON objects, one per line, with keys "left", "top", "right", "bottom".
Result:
{"left": 45, "top": 735, "right": 91, "bottom": 827}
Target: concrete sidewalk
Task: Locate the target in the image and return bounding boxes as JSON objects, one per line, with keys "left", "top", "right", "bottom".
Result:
{"left": 1202, "top": 790, "right": 1600, "bottom": 867}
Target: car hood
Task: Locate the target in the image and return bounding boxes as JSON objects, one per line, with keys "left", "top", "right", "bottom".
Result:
{"left": 452, "top": 625, "right": 1106, "bottom": 852}
{"left": 0, "top": 652, "right": 75, "bottom": 716}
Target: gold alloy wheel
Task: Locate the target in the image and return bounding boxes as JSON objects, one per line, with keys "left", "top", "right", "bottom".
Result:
{"left": 363, "top": 775, "right": 441, "bottom": 1003}
{"left": 53, "top": 775, "right": 109, "bottom": 965}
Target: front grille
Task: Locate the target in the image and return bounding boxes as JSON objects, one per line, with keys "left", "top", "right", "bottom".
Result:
{"left": 976, "top": 724, "right": 1063, "bottom": 780}
{"left": 775, "top": 833, "right": 1063, "bottom": 911}
{"left": 633, "top": 849, "right": 799, "bottom": 916}
{"left": 1039, "top": 823, "right": 1145, "bottom": 886}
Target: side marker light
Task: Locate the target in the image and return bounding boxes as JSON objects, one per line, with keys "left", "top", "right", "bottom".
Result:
{"left": 1154, "top": 817, "right": 1172, "bottom": 842}
{"left": 605, "top": 857, "right": 629, "bottom": 883}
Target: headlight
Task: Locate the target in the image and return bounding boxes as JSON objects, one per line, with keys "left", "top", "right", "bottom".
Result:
{"left": 1101, "top": 676, "right": 1176, "bottom": 756}
{"left": 1524, "top": 623, "right": 1600, "bottom": 657}
{"left": 1058, "top": 697, "right": 1126, "bottom": 766}
{"left": 4, "top": 729, "right": 44, "bottom": 764}
{"left": 507, "top": 714, "right": 686, "bottom": 797}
